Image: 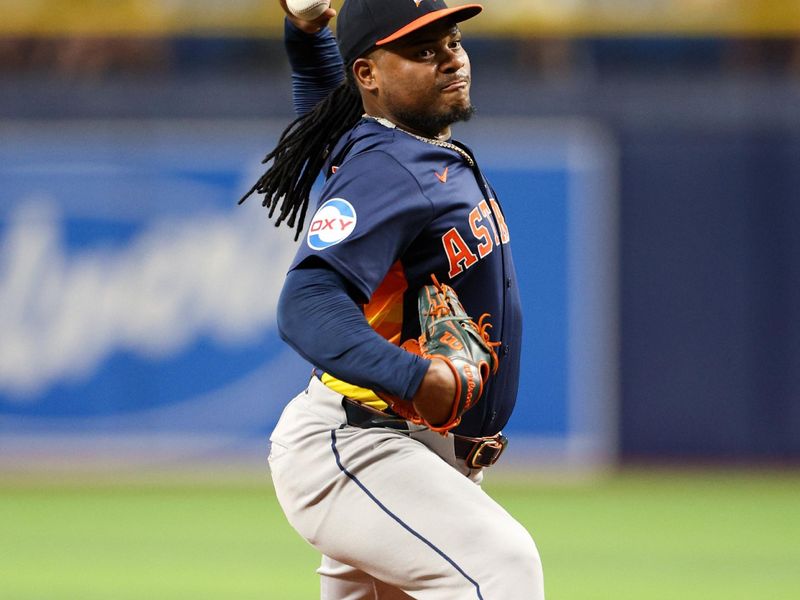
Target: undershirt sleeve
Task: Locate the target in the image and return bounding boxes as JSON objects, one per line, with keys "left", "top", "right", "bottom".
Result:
{"left": 284, "top": 18, "right": 346, "bottom": 116}
{"left": 277, "top": 265, "right": 430, "bottom": 401}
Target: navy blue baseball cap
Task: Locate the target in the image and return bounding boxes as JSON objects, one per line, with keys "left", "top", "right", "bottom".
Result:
{"left": 337, "top": 0, "right": 483, "bottom": 66}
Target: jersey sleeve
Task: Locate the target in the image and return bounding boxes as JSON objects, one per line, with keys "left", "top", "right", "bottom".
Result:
{"left": 277, "top": 266, "right": 429, "bottom": 400}
{"left": 290, "top": 150, "right": 433, "bottom": 301}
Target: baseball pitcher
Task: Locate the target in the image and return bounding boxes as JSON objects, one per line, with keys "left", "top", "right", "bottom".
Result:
{"left": 243, "top": 1, "right": 545, "bottom": 597}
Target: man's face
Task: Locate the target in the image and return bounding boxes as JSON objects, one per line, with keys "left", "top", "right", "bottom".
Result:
{"left": 369, "top": 21, "right": 474, "bottom": 138}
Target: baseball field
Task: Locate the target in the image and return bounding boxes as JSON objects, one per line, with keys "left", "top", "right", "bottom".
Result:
{"left": 2, "top": 468, "right": 798, "bottom": 599}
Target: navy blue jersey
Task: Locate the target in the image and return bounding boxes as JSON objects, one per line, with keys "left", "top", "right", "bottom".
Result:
{"left": 289, "top": 117, "right": 522, "bottom": 436}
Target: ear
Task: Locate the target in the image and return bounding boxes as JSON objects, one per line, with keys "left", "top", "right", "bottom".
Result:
{"left": 352, "top": 57, "right": 379, "bottom": 93}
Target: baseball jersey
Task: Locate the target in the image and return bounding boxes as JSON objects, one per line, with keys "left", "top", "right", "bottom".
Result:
{"left": 288, "top": 117, "right": 522, "bottom": 437}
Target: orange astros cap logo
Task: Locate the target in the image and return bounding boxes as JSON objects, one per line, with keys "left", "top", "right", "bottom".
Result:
{"left": 413, "top": 0, "right": 423, "bottom": 6}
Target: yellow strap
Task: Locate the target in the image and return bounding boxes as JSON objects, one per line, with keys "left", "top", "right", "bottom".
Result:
{"left": 320, "top": 373, "right": 389, "bottom": 411}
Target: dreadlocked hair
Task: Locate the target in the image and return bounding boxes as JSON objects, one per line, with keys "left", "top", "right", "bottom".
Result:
{"left": 239, "top": 72, "right": 364, "bottom": 240}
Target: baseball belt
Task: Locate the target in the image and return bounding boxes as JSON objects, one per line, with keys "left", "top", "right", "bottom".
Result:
{"left": 342, "top": 398, "right": 508, "bottom": 469}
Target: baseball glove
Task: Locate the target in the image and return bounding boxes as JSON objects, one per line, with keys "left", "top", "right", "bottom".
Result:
{"left": 390, "top": 276, "right": 499, "bottom": 432}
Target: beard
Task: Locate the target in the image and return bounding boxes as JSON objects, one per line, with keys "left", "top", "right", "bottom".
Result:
{"left": 393, "top": 102, "right": 476, "bottom": 139}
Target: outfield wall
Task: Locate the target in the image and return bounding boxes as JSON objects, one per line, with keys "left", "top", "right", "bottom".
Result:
{"left": 1, "top": 33, "right": 799, "bottom": 464}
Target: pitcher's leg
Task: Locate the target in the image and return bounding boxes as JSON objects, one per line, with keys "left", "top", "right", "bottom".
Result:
{"left": 269, "top": 386, "right": 543, "bottom": 599}
{"left": 319, "top": 555, "right": 414, "bottom": 600}
{"left": 288, "top": 425, "right": 542, "bottom": 599}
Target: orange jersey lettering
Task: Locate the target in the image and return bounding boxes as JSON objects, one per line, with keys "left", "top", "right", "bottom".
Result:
{"left": 442, "top": 227, "right": 479, "bottom": 278}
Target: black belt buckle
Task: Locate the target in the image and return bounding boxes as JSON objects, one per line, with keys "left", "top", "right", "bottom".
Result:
{"left": 465, "top": 434, "right": 508, "bottom": 468}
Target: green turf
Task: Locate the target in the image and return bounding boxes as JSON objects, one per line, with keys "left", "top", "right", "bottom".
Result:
{"left": 1, "top": 470, "right": 798, "bottom": 599}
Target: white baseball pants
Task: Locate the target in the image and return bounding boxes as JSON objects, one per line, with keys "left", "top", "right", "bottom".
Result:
{"left": 268, "top": 376, "right": 545, "bottom": 599}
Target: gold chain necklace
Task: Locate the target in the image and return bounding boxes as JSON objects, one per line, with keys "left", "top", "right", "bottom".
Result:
{"left": 364, "top": 114, "right": 476, "bottom": 168}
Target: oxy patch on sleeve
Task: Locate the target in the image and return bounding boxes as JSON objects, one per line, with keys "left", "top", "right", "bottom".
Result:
{"left": 307, "top": 198, "right": 358, "bottom": 250}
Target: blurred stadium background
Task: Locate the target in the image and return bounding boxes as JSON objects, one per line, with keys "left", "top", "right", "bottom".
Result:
{"left": 1, "top": 1, "right": 799, "bottom": 598}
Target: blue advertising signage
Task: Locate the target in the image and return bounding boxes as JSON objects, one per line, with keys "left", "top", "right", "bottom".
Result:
{"left": 0, "top": 118, "right": 617, "bottom": 469}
